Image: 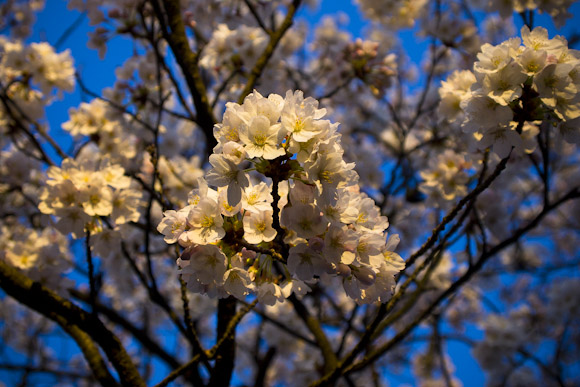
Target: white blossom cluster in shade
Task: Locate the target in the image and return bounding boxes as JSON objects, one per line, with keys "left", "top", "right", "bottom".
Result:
{"left": 38, "top": 157, "right": 143, "bottom": 239}
{"left": 419, "top": 150, "right": 472, "bottom": 207}
{"left": 439, "top": 26, "right": 580, "bottom": 158}
{"left": 157, "top": 90, "right": 405, "bottom": 305}
{"left": 472, "top": 277, "right": 580, "bottom": 385}
{"left": 199, "top": 24, "right": 268, "bottom": 75}
{"left": 356, "top": 0, "right": 427, "bottom": 29}
{"left": 0, "top": 0, "right": 44, "bottom": 39}
{"left": 0, "top": 223, "right": 72, "bottom": 292}
{"left": 0, "top": 37, "right": 74, "bottom": 102}
{"left": 61, "top": 98, "right": 139, "bottom": 163}
{"left": 483, "top": 0, "right": 577, "bottom": 27}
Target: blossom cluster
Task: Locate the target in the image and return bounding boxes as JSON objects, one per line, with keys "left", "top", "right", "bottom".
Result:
{"left": 0, "top": 37, "right": 74, "bottom": 99}
{"left": 0, "top": 223, "right": 72, "bottom": 292}
{"left": 200, "top": 24, "right": 268, "bottom": 75}
{"left": 61, "top": 98, "right": 138, "bottom": 163}
{"left": 419, "top": 150, "right": 472, "bottom": 206}
{"left": 356, "top": 0, "right": 427, "bottom": 29}
{"left": 439, "top": 26, "right": 580, "bottom": 157}
{"left": 484, "top": 0, "right": 576, "bottom": 27}
{"left": 158, "top": 90, "right": 404, "bottom": 305}
{"left": 308, "top": 17, "right": 398, "bottom": 99}
{"left": 38, "top": 157, "right": 143, "bottom": 238}
{"left": 344, "top": 38, "right": 397, "bottom": 96}
{"left": 0, "top": 0, "right": 44, "bottom": 39}
{"left": 473, "top": 278, "right": 580, "bottom": 385}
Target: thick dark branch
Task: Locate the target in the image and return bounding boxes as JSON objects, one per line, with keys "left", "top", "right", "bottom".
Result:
{"left": 53, "top": 314, "right": 120, "bottom": 386}
{"left": 151, "top": 0, "right": 217, "bottom": 155}
{"left": 69, "top": 289, "right": 181, "bottom": 370}
{"left": 0, "top": 261, "right": 145, "bottom": 387}
{"left": 209, "top": 297, "right": 238, "bottom": 387}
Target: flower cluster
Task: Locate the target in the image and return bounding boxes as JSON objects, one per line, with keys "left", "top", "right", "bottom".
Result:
{"left": 200, "top": 24, "right": 268, "bottom": 75}
{"left": 0, "top": 0, "right": 44, "bottom": 39}
{"left": 38, "top": 156, "right": 143, "bottom": 238}
{"left": 356, "top": 0, "right": 427, "bottom": 29}
{"left": 419, "top": 150, "right": 472, "bottom": 206}
{"left": 307, "top": 18, "right": 398, "bottom": 99}
{"left": 472, "top": 278, "right": 580, "bottom": 385}
{"left": 61, "top": 98, "right": 138, "bottom": 163}
{"left": 484, "top": 0, "right": 576, "bottom": 27}
{"left": 158, "top": 90, "right": 404, "bottom": 305}
{"left": 0, "top": 37, "right": 74, "bottom": 97}
{"left": 439, "top": 26, "right": 580, "bottom": 157}
{"left": 0, "top": 223, "right": 72, "bottom": 292}
{"left": 344, "top": 38, "right": 397, "bottom": 96}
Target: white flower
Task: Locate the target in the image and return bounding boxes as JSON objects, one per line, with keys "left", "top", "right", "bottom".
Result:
{"left": 518, "top": 48, "right": 548, "bottom": 75}
{"left": 238, "top": 115, "right": 285, "bottom": 160}
{"left": 223, "top": 267, "right": 254, "bottom": 299}
{"left": 221, "top": 141, "right": 247, "bottom": 164}
{"left": 382, "top": 234, "right": 405, "bottom": 271}
{"left": 241, "top": 91, "right": 283, "bottom": 124}
{"left": 188, "top": 178, "right": 216, "bottom": 206}
{"left": 5, "top": 242, "right": 38, "bottom": 270}
{"left": 353, "top": 195, "right": 389, "bottom": 233}
{"left": 213, "top": 105, "right": 246, "bottom": 145}
{"left": 355, "top": 232, "right": 386, "bottom": 268}
{"left": 474, "top": 41, "right": 516, "bottom": 74}
{"left": 157, "top": 209, "right": 188, "bottom": 244}
{"left": 81, "top": 183, "right": 113, "bottom": 217}
{"left": 257, "top": 282, "right": 286, "bottom": 306}
{"left": 185, "top": 198, "right": 225, "bottom": 244}
{"left": 54, "top": 207, "right": 91, "bottom": 238}
{"left": 280, "top": 279, "right": 311, "bottom": 299}
{"left": 533, "top": 63, "right": 575, "bottom": 106}
{"left": 362, "top": 263, "right": 398, "bottom": 303}
{"left": 217, "top": 188, "right": 242, "bottom": 217}
{"left": 478, "top": 125, "right": 523, "bottom": 158}
{"left": 305, "top": 152, "right": 358, "bottom": 195}
{"left": 461, "top": 94, "right": 513, "bottom": 132}
{"left": 521, "top": 26, "right": 566, "bottom": 55}
{"left": 281, "top": 90, "right": 327, "bottom": 143}
{"left": 481, "top": 62, "right": 527, "bottom": 106}
{"left": 438, "top": 70, "right": 476, "bottom": 123}
{"left": 318, "top": 188, "right": 359, "bottom": 225}
{"left": 179, "top": 245, "right": 227, "bottom": 287}
{"left": 241, "top": 181, "right": 273, "bottom": 214}
{"left": 323, "top": 225, "right": 358, "bottom": 265}
{"left": 243, "top": 210, "right": 276, "bottom": 244}
{"left": 281, "top": 203, "right": 327, "bottom": 239}
{"left": 206, "top": 154, "right": 250, "bottom": 206}
{"left": 111, "top": 189, "right": 142, "bottom": 225}
{"left": 287, "top": 243, "right": 330, "bottom": 281}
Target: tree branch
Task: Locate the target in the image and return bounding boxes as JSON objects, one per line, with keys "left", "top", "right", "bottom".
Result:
{"left": 0, "top": 261, "right": 146, "bottom": 386}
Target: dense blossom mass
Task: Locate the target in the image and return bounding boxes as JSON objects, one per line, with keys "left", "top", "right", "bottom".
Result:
{"left": 440, "top": 26, "right": 580, "bottom": 158}
{"left": 1, "top": 0, "right": 580, "bottom": 386}
{"left": 158, "top": 90, "right": 404, "bottom": 305}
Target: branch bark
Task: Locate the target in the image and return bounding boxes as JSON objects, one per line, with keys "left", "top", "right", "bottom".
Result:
{"left": 0, "top": 261, "right": 145, "bottom": 387}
